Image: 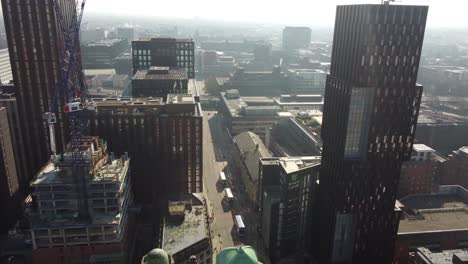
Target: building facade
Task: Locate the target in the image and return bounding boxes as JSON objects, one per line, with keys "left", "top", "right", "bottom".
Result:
{"left": 287, "top": 69, "right": 326, "bottom": 95}
{"left": 398, "top": 144, "right": 439, "bottom": 198}
{"left": 439, "top": 146, "right": 468, "bottom": 190}
{"left": 259, "top": 156, "right": 320, "bottom": 262}
{"left": 0, "top": 48, "right": 12, "bottom": 83}
{"left": 132, "top": 38, "right": 195, "bottom": 79}
{"left": 0, "top": 106, "right": 19, "bottom": 233}
{"left": 1, "top": 0, "right": 78, "bottom": 184}
{"left": 311, "top": 4, "right": 428, "bottom": 263}
{"left": 81, "top": 39, "right": 128, "bottom": 69}
{"left": 28, "top": 137, "right": 134, "bottom": 264}
{"left": 82, "top": 95, "right": 203, "bottom": 203}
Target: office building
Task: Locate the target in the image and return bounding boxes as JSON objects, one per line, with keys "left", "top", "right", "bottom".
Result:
{"left": 132, "top": 66, "right": 188, "bottom": 98}
{"left": 0, "top": 107, "right": 19, "bottom": 233}
{"left": 162, "top": 194, "right": 211, "bottom": 264}
{"left": 82, "top": 94, "right": 203, "bottom": 203}
{"left": 219, "top": 89, "right": 282, "bottom": 139}
{"left": 232, "top": 131, "right": 272, "bottom": 208}
{"left": 132, "top": 38, "right": 195, "bottom": 79}
{"left": 225, "top": 67, "right": 289, "bottom": 97}
{"left": 1, "top": 0, "right": 79, "bottom": 183}
{"left": 82, "top": 39, "right": 128, "bottom": 69}
{"left": 0, "top": 48, "right": 12, "bottom": 83}
{"left": 113, "top": 51, "right": 133, "bottom": 75}
{"left": 282, "top": 27, "right": 311, "bottom": 51}
{"left": 394, "top": 185, "right": 468, "bottom": 263}
{"left": 259, "top": 156, "right": 320, "bottom": 262}
{"left": 287, "top": 69, "right": 326, "bottom": 95}
{"left": 274, "top": 94, "right": 323, "bottom": 111}
{"left": 27, "top": 137, "right": 134, "bottom": 264}
{"left": 253, "top": 42, "right": 272, "bottom": 63}
{"left": 311, "top": 4, "right": 428, "bottom": 263}
{"left": 265, "top": 116, "right": 322, "bottom": 157}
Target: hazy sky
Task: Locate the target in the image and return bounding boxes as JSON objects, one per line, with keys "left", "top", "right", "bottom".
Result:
{"left": 84, "top": 0, "right": 468, "bottom": 28}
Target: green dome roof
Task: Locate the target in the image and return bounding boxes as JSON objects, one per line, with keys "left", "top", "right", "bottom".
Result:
{"left": 216, "top": 246, "right": 262, "bottom": 264}
{"left": 142, "top": 248, "right": 170, "bottom": 264}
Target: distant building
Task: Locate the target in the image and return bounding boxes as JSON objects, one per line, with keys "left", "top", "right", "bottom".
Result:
{"left": 287, "top": 69, "right": 326, "bottom": 95}
{"left": 409, "top": 247, "right": 468, "bottom": 264}
{"left": 80, "top": 28, "right": 105, "bottom": 45}
{"left": 282, "top": 27, "right": 311, "bottom": 51}
{"left": 253, "top": 42, "right": 272, "bottom": 64}
{"left": 132, "top": 38, "right": 195, "bottom": 79}
{"left": 232, "top": 132, "right": 272, "bottom": 207}
{"left": 219, "top": 89, "right": 282, "bottom": 139}
{"left": 0, "top": 49, "right": 13, "bottom": 83}
{"left": 416, "top": 110, "right": 468, "bottom": 153}
{"left": 265, "top": 117, "right": 322, "bottom": 157}
{"left": 82, "top": 94, "right": 203, "bottom": 203}
{"left": 395, "top": 185, "right": 468, "bottom": 264}
{"left": 216, "top": 246, "right": 262, "bottom": 264}
{"left": 259, "top": 156, "right": 320, "bottom": 262}
{"left": 82, "top": 39, "right": 128, "bottom": 69}
{"left": 27, "top": 137, "right": 134, "bottom": 264}
{"left": 117, "top": 27, "right": 136, "bottom": 45}
{"left": 419, "top": 66, "right": 468, "bottom": 96}
{"left": 274, "top": 94, "right": 323, "bottom": 111}
{"left": 398, "top": 144, "right": 440, "bottom": 198}
{"left": 132, "top": 66, "right": 188, "bottom": 98}
{"left": 113, "top": 51, "right": 133, "bottom": 75}
{"left": 0, "top": 107, "right": 19, "bottom": 233}
{"left": 225, "top": 67, "right": 289, "bottom": 97}
{"left": 439, "top": 146, "right": 468, "bottom": 190}
{"left": 162, "top": 194, "right": 211, "bottom": 264}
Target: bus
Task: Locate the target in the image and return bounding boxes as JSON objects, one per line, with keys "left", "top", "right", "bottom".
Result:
{"left": 219, "top": 171, "right": 227, "bottom": 187}
{"left": 234, "top": 215, "right": 246, "bottom": 237}
{"left": 225, "top": 188, "right": 234, "bottom": 205}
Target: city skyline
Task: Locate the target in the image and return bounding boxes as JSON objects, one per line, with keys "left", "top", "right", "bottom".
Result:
{"left": 79, "top": 0, "right": 468, "bottom": 28}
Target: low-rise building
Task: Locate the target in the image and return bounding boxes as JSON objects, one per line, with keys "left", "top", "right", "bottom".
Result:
{"left": 286, "top": 69, "right": 326, "bottom": 95}
{"left": 395, "top": 185, "right": 468, "bottom": 264}
{"left": 274, "top": 94, "right": 323, "bottom": 111}
{"left": 409, "top": 247, "right": 468, "bottom": 264}
{"left": 258, "top": 156, "right": 320, "bottom": 262}
{"left": 162, "top": 194, "right": 211, "bottom": 264}
{"left": 219, "top": 89, "right": 282, "bottom": 139}
{"left": 232, "top": 132, "right": 272, "bottom": 208}
{"left": 265, "top": 117, "right": 322, "bottom": 157}
{"left": 82, "top": 39, "right": 128, "bottom": 69}
{"left": 27, "top": 137, "right": 134, "bottom": 264}
{"left": 225, "top": 67, "right": 289, "bottom": 97}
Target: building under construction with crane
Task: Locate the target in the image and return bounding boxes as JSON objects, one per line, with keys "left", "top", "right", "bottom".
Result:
{"left": 27, "top": 136, "right": 135, "bottom": 264}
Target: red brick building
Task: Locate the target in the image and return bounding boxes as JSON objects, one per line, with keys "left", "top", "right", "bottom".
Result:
{"left": 439, "top": 146, "right": 468, "bottom": 190}
{"left": 398, "top": 144, "right": 439, "bottom": 198}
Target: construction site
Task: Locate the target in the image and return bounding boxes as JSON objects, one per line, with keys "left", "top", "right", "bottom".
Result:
{"left": 27, "top": 136, "right": 134, "bottom": 263}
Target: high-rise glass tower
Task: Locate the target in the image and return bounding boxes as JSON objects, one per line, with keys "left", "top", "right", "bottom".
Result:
{"left": 311, "top": 4, "right": 428, "bottom": 263}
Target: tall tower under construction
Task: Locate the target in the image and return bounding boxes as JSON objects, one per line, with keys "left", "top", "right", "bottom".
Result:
{"left": 1, "top": 0, "right": 81, "bottom": 187}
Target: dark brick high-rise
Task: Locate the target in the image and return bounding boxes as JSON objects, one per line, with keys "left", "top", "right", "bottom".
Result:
{"left": 1, "top": 0, "right": 78, "bottom": 184}
{"left": 311, "top": 4, "right": 428, "bottom": 263}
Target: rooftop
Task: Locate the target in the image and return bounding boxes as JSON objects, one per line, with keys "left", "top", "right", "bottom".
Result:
{"left": 133, "top": 67, "right": 188, "bottom": 80}
{"left": 413, "top": 144, "right": 436, "bottom": 153}
{"left": 216, "top": 246, "right": 262, "bottom": 264}
{"left": 234, "top": 132, "right": 272, "bottom": 182}
{"left": 220, "top": 92, "right": 280, "bottom": 117}
{"left": 278, "top": 156, "right": 321, "bottom": 174}
{"left": 398, "top": 185, "right": 468, "bottom": 234}
{"left": 135, "top": 37, "right": 193, "bottom": 43}
{"left": 84, "top": 39, "right": 126, "bottom": 47}
{"left": 413, "top": 247, "right": 468, "bottom": 264}
{"left": 162, "top": 195, "right": 208, "bottom": 255}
